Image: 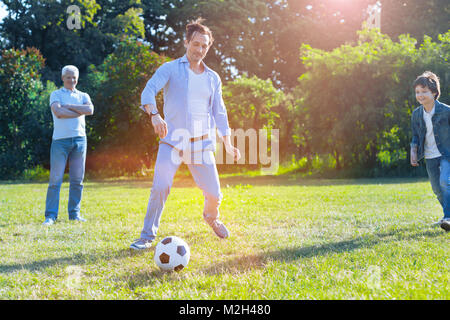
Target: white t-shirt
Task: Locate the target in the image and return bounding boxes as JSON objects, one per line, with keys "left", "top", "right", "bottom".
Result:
{"left": 188, "top": 69, "right": 211, "bottom": 137}
{"left": 49, "top": 87, "right": 92, "bottom": 140}
{"left": 423, "top": 106, "right": 442, "bottom": 159}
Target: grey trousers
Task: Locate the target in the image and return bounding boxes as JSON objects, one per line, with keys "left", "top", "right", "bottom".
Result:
{"left": 140, "top": 143, "right": 223, "bottom": 240}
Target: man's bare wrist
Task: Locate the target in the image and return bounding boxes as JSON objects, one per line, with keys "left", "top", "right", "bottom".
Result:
{"left": 143, "top": 104, "right": 157, "bottom": 115}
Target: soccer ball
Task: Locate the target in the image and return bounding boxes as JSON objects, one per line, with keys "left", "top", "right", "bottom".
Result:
{"left": 154, "top": 236, "right": 190, "bottom": 272}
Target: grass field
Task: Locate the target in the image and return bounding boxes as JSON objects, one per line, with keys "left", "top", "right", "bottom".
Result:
{"left": 0, "top": 173, "right": 449, "bottom": 299}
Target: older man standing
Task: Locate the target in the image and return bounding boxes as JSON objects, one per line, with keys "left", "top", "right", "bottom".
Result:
{"left": 130, "top": 18, "right": 241, "bottom": 250}
{"left": 43, "top": 65, "right": 94, "bottom": 226}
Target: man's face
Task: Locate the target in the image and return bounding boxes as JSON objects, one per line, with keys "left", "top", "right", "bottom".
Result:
{"left": 415, "top": 85, "right": 435, "bottom": 106}
{"left": 184, "top": 32, "right": 211, "bottom": 64}
{"left": 62, "top": 71, "right": 78, "bottom": 90}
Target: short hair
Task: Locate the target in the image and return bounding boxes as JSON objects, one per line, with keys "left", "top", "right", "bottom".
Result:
{"left": 413, "top": 71, "right": 440, "bottom": 100}
{"left": 61, "top": 65, "right": 79, "bottom": 77}
{"left": 185, "top": 18, "right": 214, "bottom": 46}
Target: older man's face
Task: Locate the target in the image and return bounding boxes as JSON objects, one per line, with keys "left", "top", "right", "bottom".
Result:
{"left": 62, "top": 71, "right": 78, "bottom": 90}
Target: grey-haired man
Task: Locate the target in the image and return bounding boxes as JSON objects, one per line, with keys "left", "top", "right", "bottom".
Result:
{"left": 43, "top": 65, "right": 94, "bottom": 226}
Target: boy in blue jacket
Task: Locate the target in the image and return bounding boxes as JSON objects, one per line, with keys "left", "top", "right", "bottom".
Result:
{"left": 410, "top": 71, "right": 450, "bottom": 232}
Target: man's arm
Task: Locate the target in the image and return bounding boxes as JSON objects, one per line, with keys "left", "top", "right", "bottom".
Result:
{"left": 142, "top": 104, "right": 158, "bottom": 116}
{"left": 141, "top": 62, "right": 171, "bottom": 109}
{"left": 142, "top": 104, "right": 168, "bottom": 139}
{"left": 212, "top": 79, "right": 232, "bottom": 138}
{"left": 222, "top": 135, "right": 241, "bottom": 161}
{"left": 140, "top": 62, "right": 171, "bottom": 139}
{"left": 51, "top": 102, "right": 81, "bottom": 119}
{"left": 64, "top": 103, "right": 94, "bottom": 115}
{"left": 210, "top": 78, "right": 240, "bottom": 160}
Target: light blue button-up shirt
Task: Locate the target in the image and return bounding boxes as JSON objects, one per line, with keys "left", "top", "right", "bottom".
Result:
{"left": 140, "top": 54, "right": 231, "bottom": 152}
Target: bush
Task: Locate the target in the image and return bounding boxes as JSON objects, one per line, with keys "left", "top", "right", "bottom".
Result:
{"left": 295, "top": 28, "right": 449, "bottom": 176}
{"left": 0, "top": 48, "right": 54, "bottom": 179}
{"left": 85, "top": 39, "right": 169, "bottom": 174}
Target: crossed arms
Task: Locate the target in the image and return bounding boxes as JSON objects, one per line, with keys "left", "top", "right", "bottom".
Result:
{"left": 51, "top": 102, "right": 94, "bottom": 119}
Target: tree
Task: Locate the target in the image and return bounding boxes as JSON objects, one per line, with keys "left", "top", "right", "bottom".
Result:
{"left": 380, "top": 1, "right": 450, "bottom": 42}
{"left": 222, "top": 75, "right": 296, "bottom": 166}
{"left": 139, "top": 0, "right": 449, "bottom": 90}
{"left": 85, "top": 39, "right": 169, "bottom": 175}
{"left": 141, "top": 0, "right": 375, "bottom": 88}
{"left": 223, "top": 75, "right": 283, "bottom": 130}
{"left": 0, "top": 0, "right": 145, "bottom": 84}
{"left": 296, "top": 28, "right": 449, "bottom": 175}
{"left": 0, "top": 47, "right": 53, "bottom": 179}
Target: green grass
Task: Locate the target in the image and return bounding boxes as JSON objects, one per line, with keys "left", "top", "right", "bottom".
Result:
{"left": 0, "top": 174, "right": 449, "bottom": 299}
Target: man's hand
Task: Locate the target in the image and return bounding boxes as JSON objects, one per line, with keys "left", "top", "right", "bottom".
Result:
{"left": 410, "top": 147, "right": 419, "bottom": 166}
{"left": 222, "top": 137, "right": 241, "bottom": 161}
{"left": 225, "top": 144, "right": 241, "bottom": 161}
{"left": 151, "top": 114, "right": 168, "bottom": 139}
{"left": 143, "top": 104, "right": 167, "bottom": 139}
{"left": 222, "top": 135, "right": 241, "bottom": 161}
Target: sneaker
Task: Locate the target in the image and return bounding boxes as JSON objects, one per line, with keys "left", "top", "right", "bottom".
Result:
{"left": 130, "top": 238, "right": 153, "bottom": 251}
{"left": 70, "top": 216, "right": 87, "bottom": 222}
{"left": 440, "top": 218, "right": 450, "bottom": 232}
{"left": 208, "top": 219, "right": 230, "bottom": 239}
{"left": 42, "top": 218, "right": 55, "bottom": 226}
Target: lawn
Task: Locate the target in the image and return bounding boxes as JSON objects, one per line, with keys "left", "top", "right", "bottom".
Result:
{"left": 0, "top": 173, "right": 448, "bottom": 299}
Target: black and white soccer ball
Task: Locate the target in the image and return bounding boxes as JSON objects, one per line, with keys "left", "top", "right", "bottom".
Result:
{"left": 154, "top": 236, "right": 190, "bottom": 272}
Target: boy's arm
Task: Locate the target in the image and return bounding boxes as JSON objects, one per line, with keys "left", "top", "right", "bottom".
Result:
{"left": 410, "top": 111, "right": 419, "bottom": 166}
{"left": 410, "top": 111, "right": 420, "bottom": 149}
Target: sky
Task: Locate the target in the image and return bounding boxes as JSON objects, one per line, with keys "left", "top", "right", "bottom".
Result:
{"left": 0, "top": 4, "right": 7, "bottom": 22}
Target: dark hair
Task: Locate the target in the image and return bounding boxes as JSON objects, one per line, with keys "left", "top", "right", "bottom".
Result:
{"left": 413, "top": 71, "right": 441, "bottom": 100}
{"left": 185, "top": 17, "right": 214, "bottom": 46}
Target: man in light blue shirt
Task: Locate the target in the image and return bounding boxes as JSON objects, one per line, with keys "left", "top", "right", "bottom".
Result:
{"left": 43, "top": 65, "right": 94, "bottom": 226}
{"left": 130, "top": 19, "right": 241, "bottom": 250}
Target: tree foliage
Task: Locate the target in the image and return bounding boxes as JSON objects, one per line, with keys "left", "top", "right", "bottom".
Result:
{"left": 1, "top": 1, "right": 449, "bottom": 178}
{"left": 296, "top": 28, "right": 449, "bottom": 174}
{"left": 0, "top": 0, "right": 145, "bottom": 83}
{"left": 223, "top": 75, "right": 283, "bottom": 130}
{"left": 0, "top": 47, "right": 53, "bottom": 179}
{"left": 2, "top": 0, "right": 448, "bottom": 90}
{"left": 84, "top": 39, "right": 168, "bottom": 175}
{"left": 138, "top": 0, "right": 449, "bottom": 89}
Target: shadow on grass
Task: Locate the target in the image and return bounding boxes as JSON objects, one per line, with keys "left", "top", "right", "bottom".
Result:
{"left": 115, "top": 225, "right": 445, "bottom": 288}
{"left": 0, "top": 248, "right": 133, "bottom": 274}
{"left": 200, "top": 228, "right": 444, "bottom": 276}
{"left": 0, "top": 226, "right": 444, "bottom": 285}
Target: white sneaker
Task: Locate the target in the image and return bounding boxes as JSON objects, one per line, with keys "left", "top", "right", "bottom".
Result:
{"left": 42, "top": 218, "right": 55, "bottom": 226}
{"left": 129, "top": 238, "right": 153, "bottom": 250}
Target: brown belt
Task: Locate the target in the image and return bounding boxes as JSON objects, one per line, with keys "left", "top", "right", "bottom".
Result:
{"left": 159, "top": 134, "right": 209, "bottom": 150}
{"left": 160, "top": 134, "right": 209, "bottom": 157}
{"left": 190, "top": 134, "right": 209, "bottom": 142}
